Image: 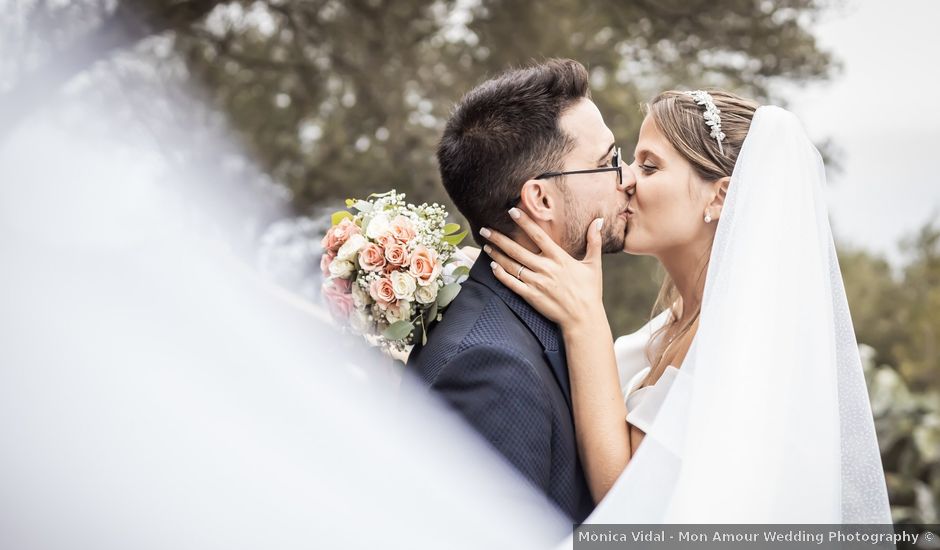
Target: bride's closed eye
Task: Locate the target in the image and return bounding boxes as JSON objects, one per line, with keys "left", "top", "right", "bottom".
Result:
{"left": 639, "top": 163, "right": 658, "bottom": 175}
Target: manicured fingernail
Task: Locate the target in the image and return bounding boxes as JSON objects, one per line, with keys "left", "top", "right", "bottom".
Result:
{"left": 480, "top": 227, "right": 491, "bottom": 238}
{"left": 595, "top": 218, "right": 604, "bottom": 231}
{"left": 508, "top": 208, "right": 521, "bottom": 219}
{"left": 490, "top": 261, "right": 498, "bottom": 270}
{"left": 483, "top": 244, "right": 492, "bottom": 254}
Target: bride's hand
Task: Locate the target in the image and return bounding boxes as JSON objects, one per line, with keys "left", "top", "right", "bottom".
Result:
{"left": 482, "top": 207, "right": 606, "bottom": 332}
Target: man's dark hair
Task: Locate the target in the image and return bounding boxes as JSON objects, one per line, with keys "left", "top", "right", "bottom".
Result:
{"left": 437, "top": 58, "right": 590, "bottom": 243}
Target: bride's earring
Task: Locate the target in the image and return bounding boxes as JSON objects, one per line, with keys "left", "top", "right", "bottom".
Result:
{"left": 704, "top": 210, "right": 712, "bottom": 224}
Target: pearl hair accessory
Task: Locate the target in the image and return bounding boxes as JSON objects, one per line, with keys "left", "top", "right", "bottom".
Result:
{"left": 684, "top": 90, "right": 726, "bottom": 155}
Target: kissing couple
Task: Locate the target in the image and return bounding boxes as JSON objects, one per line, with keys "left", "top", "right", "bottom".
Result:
{"left": 407, "top": 59, "right": 891, "bottom": 524}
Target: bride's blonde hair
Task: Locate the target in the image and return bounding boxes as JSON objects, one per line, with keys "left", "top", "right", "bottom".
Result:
{"left": 645, "top": 90, "right": 759, "bottom": 373}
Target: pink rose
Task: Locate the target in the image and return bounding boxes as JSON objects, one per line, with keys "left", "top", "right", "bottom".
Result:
{"left": 332, "top": 278, "right": 352, "bottom": 293}
{"left": 320, "top": 251, "right": 335, "bottom": 278}
{"left": 322, "top": 279, "right": 355, "bottom": 321}
{"left": 369, "top": 277, "right": 397, "bottom": 309}
{"left": 376, "top": 232, "right": 397, "bottom": 250}
{"left": 409, "top": 245, "right": 442, "bottom": 286}
{"left": 358, "top": 243, "right": 387, "bottom": 272}
{"left": 321, "top": 218, "right": 360, "bottom": 253}
{"left": 384, "top": 242, "right": 410, "bottom": 267}
{"left": 389, "top": 215, "right": 417, "bottom": 243}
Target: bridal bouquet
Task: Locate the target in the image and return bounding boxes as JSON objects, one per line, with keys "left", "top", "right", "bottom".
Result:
{"left": 320, "top": 190, "right": 470, "bottom": 356}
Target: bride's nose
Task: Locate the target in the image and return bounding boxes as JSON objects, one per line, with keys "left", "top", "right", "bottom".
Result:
{"left": 620, "top": 164, "right": 637, "bottom": 196}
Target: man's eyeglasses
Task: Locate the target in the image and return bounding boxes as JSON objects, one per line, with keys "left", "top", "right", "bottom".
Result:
{"left": 508, "top": 147, "right": 622, "bottom": 208}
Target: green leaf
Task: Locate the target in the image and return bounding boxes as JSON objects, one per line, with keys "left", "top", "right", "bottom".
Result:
{"left": 443, "top": 229, "right": 468, "bottom": 247}
{"left": 382, "top": 320, "right": 413, "bottom": 341}
{"left": 331, "top": 210, "right": 353, "bottom": 226}
{"left": 451, "top": 265, "right": 471, "bottom": 280}
{"left": 428, "top": 301, "right": 439, "bottom": 322}
{"left": 436, "top": 283, "right": 461, "bottom": 308}
{"left": 443, "top": 223, "right": 461, "bottom": 235}
{"left": 345, "top": 198, "right": 355, "bottom": 207}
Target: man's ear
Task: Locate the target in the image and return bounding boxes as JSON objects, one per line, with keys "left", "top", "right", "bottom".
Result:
{"left": 707, "top": 176, "right": 730, "bottom": 220}
{"left": 517, "top": 179, "right": 558, "bottom": 222}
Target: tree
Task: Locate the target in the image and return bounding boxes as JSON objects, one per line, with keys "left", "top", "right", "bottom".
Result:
{"left": 895, "top": 223, "right": 940, "bottom": 388}
{"left": 840, "top": 222, "right": 940, "bottom": 393}
{"left": 2, "top": 0, "right": 837, "bottom": 335}
{"left": 170, "top": 0, "right": 836, "bottom": 334}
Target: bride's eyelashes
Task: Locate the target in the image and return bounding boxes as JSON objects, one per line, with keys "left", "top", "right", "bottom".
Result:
{"left": 639, "top": 164, "right": 658, "bottom": 175}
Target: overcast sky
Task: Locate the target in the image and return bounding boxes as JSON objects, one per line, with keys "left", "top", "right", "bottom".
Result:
{"left": 788, "top": 0, "right": 940, "bottom": 266}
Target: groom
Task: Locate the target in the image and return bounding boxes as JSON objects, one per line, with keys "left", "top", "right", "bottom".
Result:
{"left": 407, "top": 59, "right": 631, "bottom": 523}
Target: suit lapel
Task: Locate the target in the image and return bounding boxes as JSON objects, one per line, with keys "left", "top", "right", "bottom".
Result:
{"left": 469, "top": 253, "right": 573, "bottom": 410}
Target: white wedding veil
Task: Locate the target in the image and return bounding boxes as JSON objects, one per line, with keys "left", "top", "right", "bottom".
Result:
{"left": 586, "top": 106, "right": 892, "bottom": 523}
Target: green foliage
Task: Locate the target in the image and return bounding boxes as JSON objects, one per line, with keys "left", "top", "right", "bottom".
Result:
{"left": 840, "top": 222, "right": 940, "bottom": 392}
{"left": 436, "top": 282, "right": 461, "bottom": 308}
{"left": 330, "top": 210, "right": 352, "bottom": 225}
{"left": 442, "top": 229, "right": 468, "bottom": 247}
{"left": 863, "top": 346, "right": 940, "bottom": 524}
{"left": 382, "top": 319, "right": 413, "bottom": 340}
{"left": 450, "top": 265, "right": 471, "bottom": 280}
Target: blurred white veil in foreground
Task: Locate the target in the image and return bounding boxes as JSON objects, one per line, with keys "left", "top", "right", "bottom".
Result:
{"left": 0, "top": 33, "right": 565, "bottom": 550}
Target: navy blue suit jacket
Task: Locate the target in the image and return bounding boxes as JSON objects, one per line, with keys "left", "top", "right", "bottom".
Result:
{"left": 407, "top": 253, "right": 595, "bottom": 523}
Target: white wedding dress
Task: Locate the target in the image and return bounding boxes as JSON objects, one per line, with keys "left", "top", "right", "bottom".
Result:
{"left": 580, "top": 106, "right": 892, "bottom": 526}
{"left": 615, "top": 310, "right": 675, "bottom": 435}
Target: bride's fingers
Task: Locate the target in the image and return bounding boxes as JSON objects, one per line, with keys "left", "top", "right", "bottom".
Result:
{"left": 583, "top": 218, "right": 604, "bottom": 265}
{"left": 507, "top": 207, "right": 566, "bottom": 261}
{"left": 479, "top": 226, "right": 545, "bottom": 271}
{"left": 490, "top": 260, "right": 537, "bottom": 303}
{"left": 484, "top": 244, "right": 531, "bottom": 282}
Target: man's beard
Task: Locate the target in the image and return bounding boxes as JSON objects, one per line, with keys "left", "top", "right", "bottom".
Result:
{"left": 561, "top": 193, "right": 625, "bottom": 259}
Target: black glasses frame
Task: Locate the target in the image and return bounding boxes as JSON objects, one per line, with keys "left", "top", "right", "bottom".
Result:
{"left": 508, "top": 147, "right": 622, "bottom": 208}
{"left": 536, "top": 147, "right": 622, "bottom": 185}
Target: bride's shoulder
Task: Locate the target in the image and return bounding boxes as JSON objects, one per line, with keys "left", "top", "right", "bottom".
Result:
{"left": 614, "top": 310, "right": 671, "bottom": 373}
{"left": 614, "top": 310, "right": 671, "bottom": 349}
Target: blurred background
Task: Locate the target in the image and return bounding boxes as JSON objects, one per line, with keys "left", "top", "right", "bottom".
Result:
{"left": 1, "top": 0, "right": 937, "bottom": 526}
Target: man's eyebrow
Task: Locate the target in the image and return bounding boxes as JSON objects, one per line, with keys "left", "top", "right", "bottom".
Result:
{"left": 596, "top": 142, "right": 616, "bottom": 164}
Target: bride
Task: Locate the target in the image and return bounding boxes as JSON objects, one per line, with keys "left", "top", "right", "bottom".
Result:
{"left": 480, "top": 90, "right": 892, "bottom": 522}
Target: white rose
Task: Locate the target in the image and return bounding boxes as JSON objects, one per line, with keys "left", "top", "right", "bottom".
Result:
{"left": 349, "top": 308, "right": 371, "bottom": 334}
{"left": 328, "top": 259, "right": 355, "bottom": 279}
{"left": 390, "top": 271, "right": 417, "bottom": 301}
{"left": 336, "top": 233, "right": 367, "bottom": 262}
{"left": 414, "top": 280, "right": 439, "bottom": 304}
{"left": 385, "top": 300, "right": 412, "bottom": 324}
{"left": 443, "top": 258, "right": 471, "bottom": 285}
{"left": 365, "top": 212, "right": 390, "bottom": 239}
{"left": 351, "top": 282, "right": 372, "bottom": 308}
